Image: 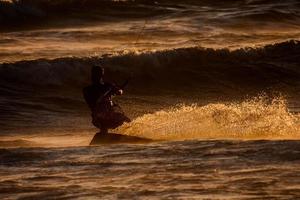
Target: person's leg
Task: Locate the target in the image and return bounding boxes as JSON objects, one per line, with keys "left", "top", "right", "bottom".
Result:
{"left": 100, "top": 126, "right": 108, "bottom": 134}
{"left": 112, "top": 104, "right": 131, "bottom": 123}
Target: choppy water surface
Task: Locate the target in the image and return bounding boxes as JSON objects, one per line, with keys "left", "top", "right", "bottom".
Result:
{"left": 1, "top": 0, "right": 300, "bottom": 199}
{"left": 1, "top": 0, "right": 300, "bottom": 62}
{"left": 1, "top": 140, "right": 300, "bottom": 199}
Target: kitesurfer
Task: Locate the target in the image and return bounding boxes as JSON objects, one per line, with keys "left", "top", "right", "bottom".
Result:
{"left": 83, "top": 65, "right": 130, "bottom": 134}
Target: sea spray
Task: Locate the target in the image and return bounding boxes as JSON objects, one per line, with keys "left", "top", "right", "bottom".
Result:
{"left": 117, "top": 96, "right": 300, "bottom": 140}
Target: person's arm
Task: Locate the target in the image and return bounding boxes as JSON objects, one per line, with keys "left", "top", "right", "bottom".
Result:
{"left": 112, "top": 78, "right": 130, "bottom": 95}
{"left": 110, "top": 84, "right": 123, "bottom": 95}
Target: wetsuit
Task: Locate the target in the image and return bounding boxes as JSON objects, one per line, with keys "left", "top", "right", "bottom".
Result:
{"left": 83, "top": 81, "right": 130, "bottom": 133}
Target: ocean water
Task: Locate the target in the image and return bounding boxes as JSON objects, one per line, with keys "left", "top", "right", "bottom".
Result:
{"left": 1, "top": 140, "right": 300, "bottom": 199}
{"left": 1, "top": 0, "right": 300, "bottom": 62}
{"left": 1, "top": 0, "right": 300, "bottom": 199}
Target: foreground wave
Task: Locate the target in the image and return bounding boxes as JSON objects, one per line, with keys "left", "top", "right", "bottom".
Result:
{"left": 1, "top": 140, "right": 300, "bottom": 199}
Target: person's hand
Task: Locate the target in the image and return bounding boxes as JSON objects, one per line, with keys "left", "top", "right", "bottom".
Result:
{"left": 118, "top": 89, "right": 123, "bottom": 95}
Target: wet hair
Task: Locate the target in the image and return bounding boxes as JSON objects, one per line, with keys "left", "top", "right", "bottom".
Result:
{"left": 91, "top": 65, "right": 104, "bottom": 84}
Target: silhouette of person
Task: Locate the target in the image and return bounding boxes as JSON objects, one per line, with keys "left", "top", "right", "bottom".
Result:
{"left": 83, "top": 65, "right": 130, "bottom": 134}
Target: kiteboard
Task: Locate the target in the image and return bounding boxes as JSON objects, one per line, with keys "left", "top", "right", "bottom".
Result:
{"left": 90, "top": 132, "right": 153, "bottom": 145}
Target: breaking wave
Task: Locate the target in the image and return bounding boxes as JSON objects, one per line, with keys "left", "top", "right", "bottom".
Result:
{"left": 0, "top": 40, "right": 300, "bottom": 132}
{"left": 1, "top": 40, "right": 300, "bottom": 92}
{"left": 118, "top": 96, "right": 300, "bottom": 140}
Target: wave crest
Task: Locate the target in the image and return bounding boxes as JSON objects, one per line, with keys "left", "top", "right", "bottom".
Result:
{"left": 1, "top": 40, "right": 299, "bottom": 94}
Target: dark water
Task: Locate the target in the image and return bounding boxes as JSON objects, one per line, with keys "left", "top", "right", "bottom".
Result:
{"left": 1, "top": 0, "right": 300, "bottom": 62}
{"left": 1, "top": 0, "right": 300, "bottom": 199}
{"left": 1, "top": 140, "right": 300, "bottom": 199}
